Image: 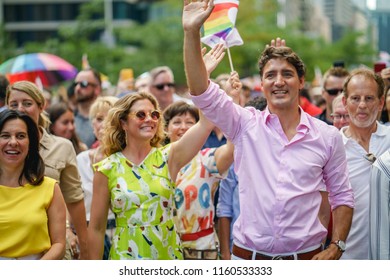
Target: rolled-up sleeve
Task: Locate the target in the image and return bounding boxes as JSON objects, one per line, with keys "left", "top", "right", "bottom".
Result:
{"left": 324, "top": 130, "right": 354, "bottom": 210}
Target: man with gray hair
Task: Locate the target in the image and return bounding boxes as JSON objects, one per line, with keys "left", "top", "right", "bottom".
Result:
{"left": 340, "top": 68, "right": 390, "bottom": 259}
{"left": 148, "top": 66, "right": 192, "bottom": 110}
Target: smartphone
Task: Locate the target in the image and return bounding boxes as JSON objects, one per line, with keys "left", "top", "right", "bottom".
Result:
{"left": 374, "top": 62, "right": 386, "bottom": 73}
{"left": 119, "top": 68, "right": 134, "bottom": 81}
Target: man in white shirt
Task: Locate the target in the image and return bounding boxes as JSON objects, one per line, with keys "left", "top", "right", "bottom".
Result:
{"left": 340, "top": 68, "right": 389, "bottom": 259}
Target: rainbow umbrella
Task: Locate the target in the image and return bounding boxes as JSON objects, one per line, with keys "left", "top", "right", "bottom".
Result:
{"left": 0, "top": 53, "right": 78, "bottom": 87}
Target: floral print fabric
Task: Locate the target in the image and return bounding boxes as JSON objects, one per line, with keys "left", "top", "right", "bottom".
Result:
{"left": 94, "top": 145, "right": 183, "bottom": 260}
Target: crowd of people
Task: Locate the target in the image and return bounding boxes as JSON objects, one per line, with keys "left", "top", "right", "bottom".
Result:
{"left": 1, "top": 0, "right": 390, "bottom": 260}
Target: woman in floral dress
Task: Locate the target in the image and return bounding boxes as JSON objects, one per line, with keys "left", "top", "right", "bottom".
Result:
{"left": 87, "top": 92, "right": 214, "bottom": 260}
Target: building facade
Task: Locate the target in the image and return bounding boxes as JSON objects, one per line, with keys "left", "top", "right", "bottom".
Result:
{"left": 0, "top": 0, "right": 158, "bottom": 47}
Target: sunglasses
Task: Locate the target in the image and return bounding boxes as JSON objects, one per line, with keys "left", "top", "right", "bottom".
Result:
{"left": 153, "top": 83, "right": 175, "bottom": 90}
{"left": 74, "top": 80, "right": 96, "bottom": 88}
{"left": 364, "top": 153, "right": 376, "bottom": 163}
{"left": 325, "top": 88, "right": 343, "bottom": 96}
{"left": 129, "top": 110, "right": 160, "bottom": 121}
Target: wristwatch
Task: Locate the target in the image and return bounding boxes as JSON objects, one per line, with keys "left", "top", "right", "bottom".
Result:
{"left": 331, "top": 240, "right": 346, "bottom": 252}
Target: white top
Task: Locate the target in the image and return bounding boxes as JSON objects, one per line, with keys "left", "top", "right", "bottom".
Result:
{"left": 77, "top": 150, "right": 115, "bottom": 221}
{"left": 340, "top": 122, "right": 390, "bottom": 259}
{"left": 369, "top": 150, "right": 390, "bottom": 259}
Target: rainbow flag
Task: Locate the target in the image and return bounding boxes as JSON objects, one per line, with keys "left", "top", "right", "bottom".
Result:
{"left": 201, "top": 0, "right": 243, "bottom": 48}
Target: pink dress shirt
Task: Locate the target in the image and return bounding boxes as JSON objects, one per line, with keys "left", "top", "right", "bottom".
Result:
{"left": 191, "top": 81, "right": 354, "bottom": 254}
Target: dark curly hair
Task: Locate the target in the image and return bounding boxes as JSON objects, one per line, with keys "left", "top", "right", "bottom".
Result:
{"left": 258, "top": 46, "right": 306, "bottom": 79}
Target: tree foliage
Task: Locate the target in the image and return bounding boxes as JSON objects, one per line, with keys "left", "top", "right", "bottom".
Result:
{"left": 0, "top": 0, "right": 377, "bottom": 88}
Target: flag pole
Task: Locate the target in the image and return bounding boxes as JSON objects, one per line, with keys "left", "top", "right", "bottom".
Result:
{"left": 227, "top": 47, "right": 234, "bottom": 72}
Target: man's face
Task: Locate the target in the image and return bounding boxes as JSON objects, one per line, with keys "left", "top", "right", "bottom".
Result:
{"left": 149, "top": 72, "right": 174, "bottom": 110}
{"left": 332, "top": 101, "right": 350, "bottom": 130}
{"left": 74, "top": 71, "right": 100, "bottom": 103}
{"left": 260, "top": 58, "right": 304, "bottom": 112}
{"left": 343, "top": 75, "right": 384, "bottom": 129}
{"left": 322, "top": 75, "right": 346, "bottom": 110}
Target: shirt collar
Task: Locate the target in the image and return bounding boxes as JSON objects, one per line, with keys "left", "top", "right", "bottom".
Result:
{"left": 375, "top": 121, "right": 388, "bottom": 137}
{"left": 39, "top": 127, "right": 52, "bottom": 151}
{"left": 263, "top": 106, "right": 310, "bottom": 133}
{"left": 341, "top": 121, "right": 386, "bottom": 145}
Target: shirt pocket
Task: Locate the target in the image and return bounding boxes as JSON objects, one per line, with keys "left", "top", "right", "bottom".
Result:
{"left": 44, "top": 159, "right": 66, "bottom": 182}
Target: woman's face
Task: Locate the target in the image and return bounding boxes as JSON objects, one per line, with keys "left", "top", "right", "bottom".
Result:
{"left": 92, "top": 110, "right": 108, "bottom": 142}
{"left": 7, "top": 90, "right": 42, "bottom": 125}
{"left": 167, "top": 112, "right": 197, "bottom": 143}
{"left": 51, "top": 110, "right": 75, "bottom": 140}
{"left": 0, "top": 118, "right": 29, "bottom": 169}
{"left": 121, "top": 99, "right": 159, "bottom": 143}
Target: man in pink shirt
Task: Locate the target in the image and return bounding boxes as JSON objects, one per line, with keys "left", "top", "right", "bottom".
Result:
{"left": 182, "top": 0, "right": 354, "bottom": 260}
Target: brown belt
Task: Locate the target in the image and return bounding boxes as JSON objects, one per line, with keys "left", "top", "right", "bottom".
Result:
{"left": 232, "top": 244, "right": 322, "bottom": 260}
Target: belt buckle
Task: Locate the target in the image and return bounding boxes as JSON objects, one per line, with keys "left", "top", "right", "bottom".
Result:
{"left": 271, "top": 255, "right": 284, "bottom": 260}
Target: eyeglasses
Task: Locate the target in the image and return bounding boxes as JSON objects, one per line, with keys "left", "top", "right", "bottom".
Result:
{"left": 364, "top": 153, "right": 376, "bottom": 163}
{"left": 325, "top": 88, "right": 343, "bottom": 96}
{"left": 74, "top": 80, "right": 96, "bottom": 88}
{"left": 129, "top": 110, "right": 160, "bottom": 121}
{"left": 153, "top": 83, "right": 175, "bottom": 90}
{"left": 330, "top": 113, "right": 350, "bottom": 121}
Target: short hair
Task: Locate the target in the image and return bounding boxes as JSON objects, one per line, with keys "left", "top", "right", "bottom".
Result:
{"left": 245, "top": 96, "right": 268, "bottom": 111}
{"left": 77, "top": 68, "right": 102, "bottom": 87}
{"left": 163, "top": 101, "right": 199, "bottom": 127}
{"left": 322, "top": 67, "right": 350, "bottom": 88}
{"left": 89, "top": 96, "right": 119, "bottom": 120}
{"left": 214, "top": 73, "right": 230, "bottom": 89}
{"left": 102, "top": 92, "right": 165, "bottom": 156}
{"left": 258, "top": 46, "right": 306, "bottom": 79}
{"left": 0, "top": 109, "right": 44, "bottom": 185}
{"left": 162, "top": 101, "right": 199, "bottom": 144}
{"left": 149, "top": 66, "right": 174, "bottom": 84}
{"left": 343, "top": 68, "right": 385, "bottom": 99}
{"left": 6, "top": 81, "right": 50, "bottom": 129}
{"left": 0, "top": 75, "right": 9, "bottom": 101}
{"left": 332, "top": 94, "right": 344, "bottom": 110}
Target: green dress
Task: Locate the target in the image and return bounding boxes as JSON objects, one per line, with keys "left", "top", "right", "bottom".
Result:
{"left": 94, "top": 145, "right": 183, "bottom": 260}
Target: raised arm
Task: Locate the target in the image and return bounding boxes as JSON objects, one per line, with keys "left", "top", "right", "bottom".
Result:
{"left": 183, "top": 0, "right": 214, "bottom": 95}
{"left": 169, "top": 110, "right": 214, "bottom": 182}
{"left": 203, "top": 43, "right": 225, "bottom": 77}
{"left": 214, "top": 141, "right": 234, "bottom": 175}
{"left": 225, "top": 71, "right": 242, "bottom": 105}
{"left": 266, "top": 37, "right": 286, "bottom": 48}
{"left": 213, "top": 71, "right": 240, "bottom": 174}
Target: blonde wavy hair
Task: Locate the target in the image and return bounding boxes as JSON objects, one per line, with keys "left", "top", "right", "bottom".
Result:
{"left": 6, "top": 81, "right": 50, "bottom": 129}
{"left": 102, "top": 92, "right": 165, "bottom": 156}
{"left": 89, "top": 95, "right": 119, "bottom": 120}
